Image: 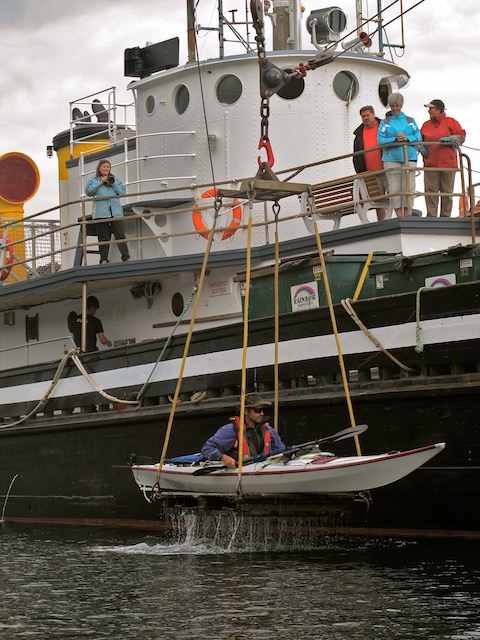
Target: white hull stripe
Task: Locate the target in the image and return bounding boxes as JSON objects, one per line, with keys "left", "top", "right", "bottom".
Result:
{"left": 2, "top": 313, "right": 479, "bottom": 404}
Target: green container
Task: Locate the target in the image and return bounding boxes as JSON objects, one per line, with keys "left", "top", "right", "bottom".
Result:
{"left": 368, "top": 243, "right": 480, "bottom": 297}
{"left": 240, "top": 253, "right": 394, "bottom": 320}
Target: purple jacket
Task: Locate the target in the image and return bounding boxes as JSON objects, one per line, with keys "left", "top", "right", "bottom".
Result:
{"left": 201, "top": 421, "right": 286, "bottom": 461}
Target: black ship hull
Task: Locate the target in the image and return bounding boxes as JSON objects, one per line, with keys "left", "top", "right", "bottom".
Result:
{"left": 2, "top": 280, "right": 480, "bottom": 533}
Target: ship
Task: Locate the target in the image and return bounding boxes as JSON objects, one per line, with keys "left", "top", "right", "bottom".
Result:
{"left": 1, "top": 0, "right": 479, "bottom": 534}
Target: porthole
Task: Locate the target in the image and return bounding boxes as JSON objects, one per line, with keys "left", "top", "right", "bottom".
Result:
{"left": 145, "top": 95, "right": 155, "bottom": 115}
{"left": 216, "top": 75, "right": 242, "bottom": 106}
{"left": 174, "top": 85, "right": 189, "bottom": 114}
{"left": 277, "top": 70, "right": 305, "bottom": 100}
{"left": 333, "top": 71, "right": 359, "bottom": 102}
{"left": 154, "top": 214, "right": 167, "bottom": 228}
{"left": 172, "top": 292, "right": 184, "bottom": 317}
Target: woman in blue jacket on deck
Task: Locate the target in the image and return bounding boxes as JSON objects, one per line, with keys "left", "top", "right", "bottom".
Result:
{"left": 378, "top": 93, "right": 422, "bottom": 217}
{"left": 85, "top": 159, "right": 130, "bottom": 264}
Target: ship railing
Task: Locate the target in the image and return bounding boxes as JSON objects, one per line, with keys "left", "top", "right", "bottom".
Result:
{"left": 0, "top": 335, "right": 75, "bottom": 368}
{"left": 69, "top": 87, "right": 136, "bottom": 156}
{"left": 0, "top": 143, "right": 478, "bottom": 281}
{"left": 292, "top": 141, "right": 476, "bottom": 233}
{"left": 0, "top": 218, "right": 62, "bottom": 283}
{"left": 77, "top": 130, "right": 197, "bottom": 202}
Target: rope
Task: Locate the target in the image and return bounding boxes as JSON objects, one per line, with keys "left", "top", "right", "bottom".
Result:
{"left": 311, "top": 206, "right": 362, "bottom": 456}
{"left": 0, "top": 348, "right": 139, "bottom": 430}
{"left": 236, "top": 215, "right": 254, "bottom": 496}
{"left": 70, "top": 353, "right": 139, "bottom": 404}
{"left": 415, "top": 287, "right": 428, "bottom": 353}
{"left": 155, "top": 219, "right": 218, "bottom": 482}
{"left": 0, "top": 348, "right": 78, "bottom": 429}
{"left": 273, "top": 201, "right": 281, "bottom": 432}
{"left": 341, "top": 298, "right": 416, "bottom": 372}
{"left": 136, "top": 281, "right": 200, "bottom": 401}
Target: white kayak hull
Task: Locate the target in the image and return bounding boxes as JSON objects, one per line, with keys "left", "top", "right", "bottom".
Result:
{"left": 131, "top": 443, "right": 445, "bottom": 496}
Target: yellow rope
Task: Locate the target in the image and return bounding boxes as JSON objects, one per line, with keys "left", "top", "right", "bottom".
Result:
{"left": 156, "top": 225, "right": 216, "bottom": 480}
{"left": 313, "top": 223, "right": 362, "bottom": 456}
{"left": 273, "top": 222, "right": 280, "bottom": 431}
{"left": 237, "top": 216, "right": 253, "bottom": 485}
{"left": 353, "top": 253, "right": 373, "bottom": 301}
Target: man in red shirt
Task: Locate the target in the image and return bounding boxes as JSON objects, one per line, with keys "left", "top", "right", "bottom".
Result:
{"left": 420, "top": 99, "right": 466, "bottom": 217}
{"left": 353, "top": 106, "right": 387, "bottom": 220}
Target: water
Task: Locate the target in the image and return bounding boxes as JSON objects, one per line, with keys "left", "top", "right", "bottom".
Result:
{"left": 1, "top": 516, "right": 480, "bottom": 639}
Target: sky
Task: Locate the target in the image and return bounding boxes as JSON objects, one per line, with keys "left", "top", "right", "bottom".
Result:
{"left": 1, "top": 0, "right": 480, "bottom": 217}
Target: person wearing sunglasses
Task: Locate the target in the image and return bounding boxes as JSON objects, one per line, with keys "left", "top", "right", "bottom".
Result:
{"left": 201, "top": 393, "right": 286, "bottom": 468}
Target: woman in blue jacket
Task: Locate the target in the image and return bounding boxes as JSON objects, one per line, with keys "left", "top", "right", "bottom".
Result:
{"left": 378, "top": 93, "right": 422, "bottom": 217}
{"left": 85, "top": 159, "right": 130, "bottom": 263}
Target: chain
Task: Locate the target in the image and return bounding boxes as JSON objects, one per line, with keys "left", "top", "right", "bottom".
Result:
{"left": 251, "top": 0, "right": 275, "bottom": 168}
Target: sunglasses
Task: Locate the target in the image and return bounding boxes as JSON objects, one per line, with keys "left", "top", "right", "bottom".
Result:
{"left": 249, "top": 407, "right": 265, "bottom": 413}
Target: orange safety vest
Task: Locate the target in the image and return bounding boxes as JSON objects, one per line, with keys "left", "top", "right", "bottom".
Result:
{"left": 231, "top": 416, "right": 272, "bottom": 460}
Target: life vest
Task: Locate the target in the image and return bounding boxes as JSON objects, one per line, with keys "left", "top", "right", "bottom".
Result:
{"left": 230, "top": 416, "right": 272, "bottom": 460}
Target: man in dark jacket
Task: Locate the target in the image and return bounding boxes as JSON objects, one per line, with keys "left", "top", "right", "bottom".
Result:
{"left": 353, "top": 105, "right": 387, "bottom": 220}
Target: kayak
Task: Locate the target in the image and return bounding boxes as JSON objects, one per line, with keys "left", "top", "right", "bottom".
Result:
{"left": 131, "top": 442, "right": 445, "bottom": 497}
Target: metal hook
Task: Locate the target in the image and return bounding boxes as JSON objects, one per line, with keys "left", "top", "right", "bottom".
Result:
{"left": 257, "top": 138, "right": 274, "bottom": 168}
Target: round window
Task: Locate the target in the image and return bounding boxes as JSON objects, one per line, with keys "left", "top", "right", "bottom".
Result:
{"left": 277, "top": 70, "right": 305, "bottom": 100}
{"left": 172, "top": 292, "right": 185, "bottom": 317}
{"left": 174, "top": 85, "right": 190, "bottom": 114}
{"left": 145, "top": 95, "right": 155, "bottom": 115}
{"left": 216, "top": 75, "right": 242, "bottom": 106}
{"left": 333, "top": 71, "right": 359, "bottom": 102}
{"left": 154, "top": 214, "right": 167, "bottom": 228}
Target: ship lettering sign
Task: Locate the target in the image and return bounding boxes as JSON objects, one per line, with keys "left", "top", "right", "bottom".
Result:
{"left": 291, "top": 281, "right": 319, "bottom": 312}
{"left": 209, "top": 280, "right": 231, "bottom": 296}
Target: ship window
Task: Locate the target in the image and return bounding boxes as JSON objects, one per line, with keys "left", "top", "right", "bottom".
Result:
{"left": 277, "top": 70, "right": 305, "bottom": 100}
{"left": 174, "top": 85, "right": 190, "bottom": 114}
{"left": 25, "top": 313, "right": 39, "bottom": 342}
{"left": 216, "top": 75, "right": 242, "bottom": 106}
{"left": 333, "top": 71, "right": 359, "bottom": 102}
{"left": 379, "top": 80, "right": 390, "bottom": 107}
{"left": 154, "top": 214, "right": 167, "bottom": 228}
{"left": 172, "top": 292, "right": 184, "bottom": 317}
{"left": 145, "top": 95, "right": 155, "bottom": 114}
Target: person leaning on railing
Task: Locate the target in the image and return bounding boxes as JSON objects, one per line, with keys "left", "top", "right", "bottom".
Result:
{"left": 420, "top": 99, "right": 466, "bottom": 217}
{"left": 85, "top": 159, "right": 130, "bottom": 264}
{"left": 353, "top": 105, "right": 388, "bottom": 221}
{"left": 377, "top": 92, "right": 422, "bottom": 218}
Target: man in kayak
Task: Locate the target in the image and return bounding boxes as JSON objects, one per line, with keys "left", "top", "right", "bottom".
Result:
{"left": 201, "top": 393, "right": 286, "bottom": 468}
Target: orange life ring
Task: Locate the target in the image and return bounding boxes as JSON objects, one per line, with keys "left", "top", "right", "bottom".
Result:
{"left": 192, "top": 188, "right": 242, "bottom": 240}
{"left": 0, "top": 234, "right": 14, "bottom": 281}
{"left": 459, "top": 195, "right": 469, "bottom": 217}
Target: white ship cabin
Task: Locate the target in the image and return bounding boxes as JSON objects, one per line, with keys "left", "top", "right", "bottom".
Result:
{"left": 52, "top": 3, "right": 420, "bottom": 268}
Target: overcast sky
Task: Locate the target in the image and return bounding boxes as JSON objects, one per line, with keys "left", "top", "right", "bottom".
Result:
{"left": 1, "top": 0, "right": 479, "bottom": 216}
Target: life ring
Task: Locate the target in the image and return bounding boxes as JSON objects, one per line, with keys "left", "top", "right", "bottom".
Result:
{"left": 0, "top": 234, "right": 14, "bottom": 281}
{"left": 192, "top": 188, "right": 242, "bottom": 240}
{"left": 459, "top": 195, "right": 469, "bottom": 217}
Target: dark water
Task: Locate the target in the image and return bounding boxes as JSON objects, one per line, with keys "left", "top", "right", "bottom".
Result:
{"left": 1, "top": 516, "right": 479, "bottom": 639}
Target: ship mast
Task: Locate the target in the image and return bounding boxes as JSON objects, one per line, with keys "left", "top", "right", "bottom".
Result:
{"left": 271, "top": 0, "right": 302, "bottom": 50}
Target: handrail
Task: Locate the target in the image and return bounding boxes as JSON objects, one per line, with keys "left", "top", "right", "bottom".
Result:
{"left": 1, "top": 142, "right": 476, "bottom": 284}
